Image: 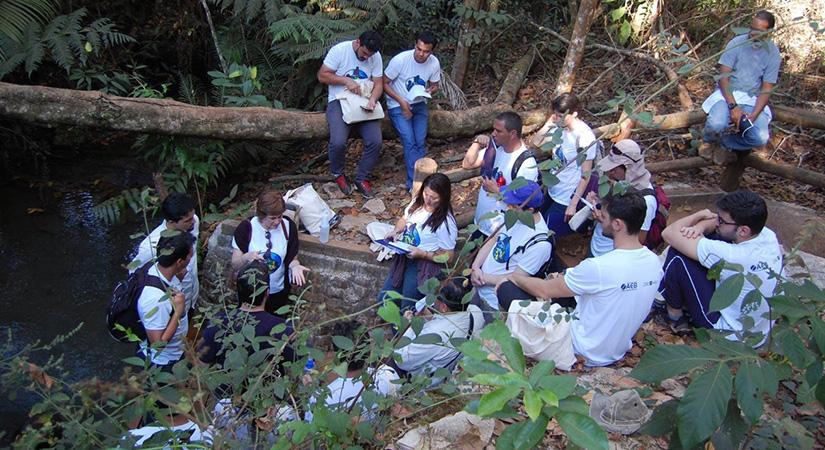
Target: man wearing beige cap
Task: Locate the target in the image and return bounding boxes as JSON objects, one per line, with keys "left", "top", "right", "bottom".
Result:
{"left": 586, "top": 139, "right": 658, "bottom": 257}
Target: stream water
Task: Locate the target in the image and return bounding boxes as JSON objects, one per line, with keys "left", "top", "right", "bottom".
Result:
{"left": 0, "top": 184, "right": 145, "bottom": 441}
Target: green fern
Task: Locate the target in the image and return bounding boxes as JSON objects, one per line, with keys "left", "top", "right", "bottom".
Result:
{"left": 0, "top": 7, "right": 134, "bottom": 78}
{"left": 92, "top": 187, "right": 156, "bottom": 226}
{"left": 0, "top": 0, "right": 58, "bottom": 43}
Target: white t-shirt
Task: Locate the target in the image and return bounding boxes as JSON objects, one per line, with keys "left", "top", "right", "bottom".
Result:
{"left": 305, "top": 366, "right": 399, "bottom": 422}
{"left": 590, "top": 186, "right": 657, "bottom": 257}
{"left": 546, "top": 124, "right": 597, "bottom": 206}
{"left": 384, "top": 49, "right": 441, "bottom": 110}
{"left": 131, "top": 216, "right": 200, "bottom": 310}
{"left": 473, "top": 142, "right": 539, "bottom": 236}
{"left": 231, "top": 217, "right": 289, "bottom": 293}
{"left": 478, "top": 219, "right": 553, "bottom": 310}
{"left": 323, "top": 40, "right": 383, "bottom": 102}
{"left": 564, "top": 247, "right": 663, "bottom": 366}
{"left": 137, "top": 264, "right": 187, "bottom": 366}
{"left": 128, "top": 420, "right": 213, "bottom": 448}
{"left": 697, "top": 228, "right": 782, "bottom": 345}
{"left": 400, "top": 204, "right": 457, "bottom": 252}
{"left": 396, "top": 312, "right": 472, "bottom": 376}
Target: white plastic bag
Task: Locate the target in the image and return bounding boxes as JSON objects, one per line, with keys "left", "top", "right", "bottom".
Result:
{"left": 335, "top": 80, "right": 385, "bottom": 124}
{"left": 506, "top": 301, "right": 576, "bottom": 371}
{"left": 284, "top": 183, "right": 338, "bottom": 237}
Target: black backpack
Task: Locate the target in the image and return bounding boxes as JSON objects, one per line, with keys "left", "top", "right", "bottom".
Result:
{"left": 106, "top": 261, "right": 167, "bottom": 343}
{"left": 511, "top": 149, "right": 539, "bottom": 182}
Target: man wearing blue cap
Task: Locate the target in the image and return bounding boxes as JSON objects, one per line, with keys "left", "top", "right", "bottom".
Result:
{"left": 470, "top": 181, "right": 552, "bottom": 321}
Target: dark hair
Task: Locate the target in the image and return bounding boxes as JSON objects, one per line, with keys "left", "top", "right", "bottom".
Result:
{"left": 417, "top": 30, "right": 439, "bottom": 49}
{"left": 754, "top": 10, "right": 775, "bottom": 29}
{"left": 156, "top": 232, "right": 195, "bottom": 268}
{"left": 332, "top": 320, "right": 365, "bottom": 372}
{"left": 438, "top": 276, "right": 472, "bottom": 312}
{"left": 256, "top": 189, "right": 286, "bottom": 219}
{"left": 237, "top": 261, "right": 270, "bottom": 307}
{"left": 410, "top": 173, "right": 454, "bottom": 233}
{"left": 601, "top": 188, "right": 646, "bottom": 235}
{"left": 495, "top": 111, "right": 523, "bottom": 139}
{"left": 358, "top": 30, "right": 382, "bottom": 53}
{"left": 551, "top": 92, "right": 582, "bottom": 116}
{"left": 162, "top": 192, "right": 196, "bottom": 222}
{"left": 716, "top": 191, "right": 768, "bottom": 235}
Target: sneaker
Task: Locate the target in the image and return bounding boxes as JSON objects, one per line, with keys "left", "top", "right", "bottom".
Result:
{"left": 334, "top": 174, "right": 352, "bottom": 195}
{"left": 669, "top": 315, "right": 692, "bottom": 336}
{"left": 644, "top": 304, "right": 667, "bottom": 324}
{"left": 355, "top": 181, "right": 375, "bottom": 199}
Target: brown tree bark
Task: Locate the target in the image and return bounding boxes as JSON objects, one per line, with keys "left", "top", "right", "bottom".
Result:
{"left": 553, "top": 0, "right": 600, "bottom": 98}
{"left": 451, "top": 0, "right": 481, "bottom": 89}
{"left": 494, "top": 47, "right": 536, "bottom": 105}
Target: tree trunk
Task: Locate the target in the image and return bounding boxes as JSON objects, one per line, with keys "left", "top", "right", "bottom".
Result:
{"left": 554, "top": 0, "right": 600, "bottom": 98}
{"left": 0, "top": 81, "right": 510, "bottom": 141}
{"left": 494, "top": 47, "right": 536, "bottom": 105}
{"left": 451, "top": 0, "right": 481, "bottom": 89}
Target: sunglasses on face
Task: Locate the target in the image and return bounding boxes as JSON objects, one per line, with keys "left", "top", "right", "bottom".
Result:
{"left": 610, "top": 144, "right": 642, "bottom": 163}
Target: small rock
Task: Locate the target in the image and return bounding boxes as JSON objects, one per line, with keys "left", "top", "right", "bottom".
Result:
{"left": 363, "top": 199, "right": 386, "bottom": 214}
{"left": 320, "top": 182, "right": 347, "bottom": 200}
{"left": 327, "top": 199, "right": 356, "bottom": 211}
{"left": 396, "top": 411, "right": 494, "bottom": 450}
{"left": 339, "top": 214, "right": 375, "bottom": 234}
{"left": 660, "top": 378, "right": 686, "bottom": 399}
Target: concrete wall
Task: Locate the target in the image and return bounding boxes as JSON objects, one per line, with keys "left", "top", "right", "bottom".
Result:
{"left": 201, "top": 219, "right": 389, "bottom": 319}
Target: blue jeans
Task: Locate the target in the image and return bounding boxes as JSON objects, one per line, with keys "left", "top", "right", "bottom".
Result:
{"left": 702, "top": 101, "right": 770, "bottom": 151}
{"left": 377, "top": 258, "right": 419, "bottom": 312}
{"left": 389, "top": 102, "right": 429, "bottom": 189}
{"left": 326, "top": 100, "right": 383, "bottom": 183}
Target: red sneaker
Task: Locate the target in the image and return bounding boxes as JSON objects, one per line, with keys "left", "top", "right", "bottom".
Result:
{"left": 355, "top": 181, "right": 375, "bottom": 199}
{"left": 335, "top": 174, "right": 352, "bottom": 195}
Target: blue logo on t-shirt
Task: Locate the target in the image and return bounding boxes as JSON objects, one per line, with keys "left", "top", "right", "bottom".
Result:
{"left": 555, "top": 147, "right": 568, "bottom": 164}
{"left": 402, "top": 223, "right": 421, "bottom": 246}
{"left": 492, "top": 234, "right": 511, "bottom": 263}
{"left": 346, "top": 66, "right": 368, "bottom": 80}
{"left": 405, "top": 75, "right": 426, "bottom": 92}
{"left": 266, "top": 252, "right": 282, "bottom": 274}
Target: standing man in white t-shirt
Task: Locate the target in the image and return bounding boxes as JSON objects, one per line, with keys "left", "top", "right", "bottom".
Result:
{"left": 657, "top": 191, "right": 782, "bottom": 346}
{"left": 384, "top": 31, "right": 441, "bottom": 191}
{"left": 131, "top": 192, "right": 199, "bottom": 313}
{"left": 499, "top": 189, "right": 663, "bottom": 366}
{"left": 462, "top": 111, "right": 539, "bottom": 240}
{"left": 137, "top": 232, "right": 195, "bottom": 370}
{"left": 318, "top": 30, "right": 384, "bottom": 199}
{"left": 470, "top": 180, "right": 552, "bottom": 318}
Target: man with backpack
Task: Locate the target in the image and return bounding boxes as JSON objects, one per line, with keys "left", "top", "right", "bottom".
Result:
{"left": 587, "top": 139, "right": 669, "bottom": 257}
{"left": 131, "top": 192, "right": 199, "bottom": 313}
{"left": 462, "top": 111, "right": 539, "bottom": 240}
{"left": 137, "top": 232, "right": 196, "bottom": 370}
{"left": 470, "top": 181, "right": 552, "bottom": 322}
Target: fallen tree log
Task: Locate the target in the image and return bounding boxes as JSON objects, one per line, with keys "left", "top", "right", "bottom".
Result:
{"left": 494, "top": 47, "right": 536, "bottom": 105}
{"left": 743, "top": 154, "right": 825, "bottom": 190}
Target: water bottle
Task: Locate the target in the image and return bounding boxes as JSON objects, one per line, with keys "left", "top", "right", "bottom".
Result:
{"left": 304, "top": 357, "right": 315, "bottom": 374}
{"left": 319, "top": 210, "right": 330, "bottom": 244}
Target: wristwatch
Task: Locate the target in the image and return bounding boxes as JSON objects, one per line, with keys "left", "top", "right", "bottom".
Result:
{"left": 728, "top": 102, "right": 738, "bottom": 111}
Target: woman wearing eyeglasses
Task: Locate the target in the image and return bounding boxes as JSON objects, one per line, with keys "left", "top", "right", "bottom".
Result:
{"left": 587, "top": 139, "right": 658, "bottom": 257}
{"left": 231, "top": 189, "right": 310, "bottom": 315}
{"left": 377, "top": 173, "right": 458, "bottom": 311}
{"left": 533, "top": 93, "right": 598, "bottom": 236}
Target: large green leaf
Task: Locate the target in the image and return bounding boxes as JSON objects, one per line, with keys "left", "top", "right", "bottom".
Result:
{"left": 496, "top": 412, "right": 550, "bottom": 450}
{"left": 480, "top": 321, "right": 525, "bottom": 374}
{"left": 478, "top": 386, "right": 522, "bottom": 417}
{"left": 528, "top": 360, "right": 556, "bottom": 386}
{"left": 629, "top": 345, "right": 717, "bottom": 383}
{"left": 710, "top": 399, "right": 748, "bottom": 450}
{"left": 809, "top": 316, "right": 825, "bottom": 355}
{"left": 709, "top": 273, "right": 745, "bottom": 313}
{"left": 377, "top": 300, "right": 401, "bottom": 327}
{"left": 536, "top": 375, "right": 577, "bottom": 399}
{"left": 769, "top": 295, "right": 812, "bottom": 322}
{"left": 815, "top": 375, "right": 825, "bottom": 406}
{"left": 556, "top": 410, "right": 609, "bottom": 450}
{"left": 677, "top": 363, "right": 733, "bottom": 449}
{"left": 782, "top": 279, "right": 825, "bottom": 303}
{"left": 523, "top": 390, "right": 542, "bottom": 421}
{"left": 640, "top": 399, "right": 679, "bottom": 436}
{"left": 470, "top": 372, "right": 530, "bottom": 389}
{"left": 735, "top": 359, "right": 765, "bottom": 424}
{"left": 775, "top": 328, "right": 808, "bottom": 368}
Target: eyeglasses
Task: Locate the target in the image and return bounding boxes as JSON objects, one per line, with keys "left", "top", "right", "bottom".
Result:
{"left": 610, "top": 144, "right": 642, "bottom": 163}
{"left": 716, "top": 215, "right": 740, "bottom": 227}
{"left": 264, "top": 230, "right": 273, "bottom": 259}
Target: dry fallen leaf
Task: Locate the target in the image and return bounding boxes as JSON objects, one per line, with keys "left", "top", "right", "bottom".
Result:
{"left": 19, "top": 361, "right": 54, "bottom": 388}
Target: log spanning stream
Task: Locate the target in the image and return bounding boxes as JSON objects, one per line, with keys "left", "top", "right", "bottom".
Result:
{"left": 0, "top": 184, "right": 141, "bottom": 442}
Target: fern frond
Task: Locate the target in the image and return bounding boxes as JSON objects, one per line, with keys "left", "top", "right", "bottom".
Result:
{"left": 177, "top": 72, "right": 209, "bottom": 106}
{"left": 92, "top": 187, "right": 155, "bottom": 226}
{"left": 0, "top": 0, "right": 58, "bottom": 43}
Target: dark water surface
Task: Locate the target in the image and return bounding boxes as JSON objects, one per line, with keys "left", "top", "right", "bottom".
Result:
{"left": 0, "top": 185, "right": 144, "bottom": 441}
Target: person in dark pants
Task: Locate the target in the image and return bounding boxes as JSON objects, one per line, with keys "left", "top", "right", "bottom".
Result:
{"left": 318, "top": 30, "right": 384, "bottom": 199}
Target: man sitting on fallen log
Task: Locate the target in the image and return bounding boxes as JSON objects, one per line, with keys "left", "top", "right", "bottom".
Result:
{"left": 700, "top": 10, "right": 780, "bottom": 161}
{"left": 497, "top": 189, "right": 663, "bottom": 367}
{"left": 462, "top": 111, "right": 538, "bottom": 242}
{"left": 654, "top": 191, "right": 782, "bottom": 347}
